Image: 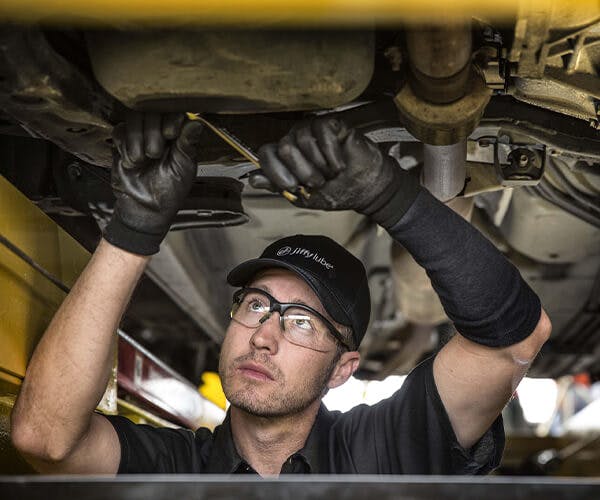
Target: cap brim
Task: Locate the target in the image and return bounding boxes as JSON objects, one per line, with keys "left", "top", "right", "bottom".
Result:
{"left": 227, "top": 258, "right": 350, "bottom": 328}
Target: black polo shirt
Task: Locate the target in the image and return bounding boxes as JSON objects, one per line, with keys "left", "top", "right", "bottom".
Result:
{"left": 105, "top": 357, "right": 504, "bottom": 475}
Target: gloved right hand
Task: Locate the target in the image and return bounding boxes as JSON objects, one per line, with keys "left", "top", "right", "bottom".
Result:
{"left": 103, "top": 112, "right": 203, "bottom": 255}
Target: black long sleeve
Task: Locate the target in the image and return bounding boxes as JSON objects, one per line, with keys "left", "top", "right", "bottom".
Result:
{"left": 379, "top": 188, "right": 541, "bottom": 346}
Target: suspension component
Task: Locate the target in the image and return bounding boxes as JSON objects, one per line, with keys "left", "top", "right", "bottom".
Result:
{"left": 395, "top": 22, "right": 492, "bottom": 201}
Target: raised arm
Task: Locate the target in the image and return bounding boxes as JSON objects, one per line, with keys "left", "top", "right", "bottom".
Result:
{"left": 251, "top": 116, "right": 551, "bottom": 449}
{"left": 11, "top": 113, "right": 203, "bottom": 473}
{"left": 11, "top": 241, "right": 148, "bottom": 473}
{"left": 378, "top": 181, "right": 551, "bottom": 448}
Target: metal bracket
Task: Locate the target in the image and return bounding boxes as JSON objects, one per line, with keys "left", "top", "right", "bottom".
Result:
{"left": 494, "top": 137, "right": 546, "bottom": 186}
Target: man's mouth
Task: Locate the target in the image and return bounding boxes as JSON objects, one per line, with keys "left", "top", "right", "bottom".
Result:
{"left": 236, "top": 361, "right": 275, "bottom": 381}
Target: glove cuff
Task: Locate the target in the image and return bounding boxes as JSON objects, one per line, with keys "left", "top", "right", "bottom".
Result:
{"left": 103, "top": 214, "right": 166, "bottom": 256}
{"left": 360, "top": 164, "right": 423, "bottom": 229}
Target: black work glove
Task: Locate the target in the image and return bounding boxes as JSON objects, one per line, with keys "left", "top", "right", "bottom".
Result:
{"left": 103, "top": 112, "right": 203, "bottom": 255}
{"left": 249, "top": 116, "right": 422, "bottom": 228}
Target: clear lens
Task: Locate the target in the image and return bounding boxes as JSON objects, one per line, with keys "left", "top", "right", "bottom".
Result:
{"left": 231, "top": 289, "right": 335, "bottom": 351}
{"left": 282, "top": 307, "right": 330, "bottom": 350}
{"left": 231, "top": 290, "right": 270, "bottom": 326}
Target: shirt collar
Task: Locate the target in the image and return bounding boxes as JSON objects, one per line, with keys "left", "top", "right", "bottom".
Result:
{"left": 205, "top": 411, "right": 246, "bottom": 473}
{"left": 293, "top": 404, "right": 335, "bottom": 473}
{"left": 206, "top": 404, "right": 335, "bottom": 474}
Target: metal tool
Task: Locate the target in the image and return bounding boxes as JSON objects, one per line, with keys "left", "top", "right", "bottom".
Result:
{"left": 186, "top": 112, "right": 310, "bottom": 202}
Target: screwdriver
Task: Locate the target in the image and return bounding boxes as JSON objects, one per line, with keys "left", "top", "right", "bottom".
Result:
{"left": 186, "top": 112, "right": 310, "bottom": 203}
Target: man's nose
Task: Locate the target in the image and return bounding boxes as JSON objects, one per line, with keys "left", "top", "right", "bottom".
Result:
{"left": 249, "top": 313, "right": 280, "bottom": 354}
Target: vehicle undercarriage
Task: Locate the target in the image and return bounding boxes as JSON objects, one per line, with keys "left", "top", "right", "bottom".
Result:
{"left": 1, "top": 5, "right": 599, "bottom": 389}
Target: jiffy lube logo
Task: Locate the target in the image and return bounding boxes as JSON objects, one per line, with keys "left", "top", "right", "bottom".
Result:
{"left": 276, "top": 246, "right": 334, "bottom": 269}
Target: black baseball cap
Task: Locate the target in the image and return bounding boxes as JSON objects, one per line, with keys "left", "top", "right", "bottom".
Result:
{"left": 227, "top": 234, "right": 371, "bottom": 349}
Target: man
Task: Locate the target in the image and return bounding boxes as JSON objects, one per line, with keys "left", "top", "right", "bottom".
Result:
{"left": 11, "top": 113, "right": 551, "bottom": 476}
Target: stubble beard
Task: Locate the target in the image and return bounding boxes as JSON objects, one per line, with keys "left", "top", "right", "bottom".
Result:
{"left": 219, "top": 351, "right": 334, "bottom": 418}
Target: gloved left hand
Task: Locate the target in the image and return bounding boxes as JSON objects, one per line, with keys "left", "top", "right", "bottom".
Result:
{"left": 103, "top": 112, "right": 203, "bottom": 255}
{"left": 249, "top": 116, "right": 422, "bottom": 228}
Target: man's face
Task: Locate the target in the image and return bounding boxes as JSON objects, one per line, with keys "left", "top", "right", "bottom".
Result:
{"left": 219, "top": 268, "right": 340, "bottom": 418}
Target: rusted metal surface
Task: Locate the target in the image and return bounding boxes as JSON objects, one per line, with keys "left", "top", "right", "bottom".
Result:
{"left": 509, "top": 3, "right": 600, "bottom": 123}
{"left": 86, "top": 30, "right": 374, "bottom": 113}
{"left": 0, "top": 29, "right": 117, "bottom": 167}
{"left": 405, "top": 24, "right": 472, "bottom": 104}
{"left": 394, "top": 70, "right": 492, "bottom": 145}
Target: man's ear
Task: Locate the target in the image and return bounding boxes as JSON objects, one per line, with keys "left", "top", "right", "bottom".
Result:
{"left": 327, "top": 351, "right": 360, "bottom": 390}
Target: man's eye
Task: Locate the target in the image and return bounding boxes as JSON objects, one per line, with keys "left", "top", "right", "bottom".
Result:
{"left": 248, "top": 300, "right": 266, "bottom": 312}
{"left": 288, "top": 315, "right": 314, "bottom": 331}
